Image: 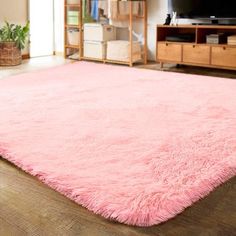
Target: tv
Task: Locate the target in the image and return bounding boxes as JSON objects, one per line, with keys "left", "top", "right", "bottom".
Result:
{"left": 168, "top": 0, "right": 236, "bottom": 23}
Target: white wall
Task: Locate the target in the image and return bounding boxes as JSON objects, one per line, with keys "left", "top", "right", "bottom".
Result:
{"left": 0, "top": 0, "right": 28, "bottom": 24}
{"left": 147, "top": 0, "right": 168, "bottom": 60}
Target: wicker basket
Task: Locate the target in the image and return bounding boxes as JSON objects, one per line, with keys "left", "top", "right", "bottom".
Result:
{"left": 0, "top": 42, "right": 22, "bottom": 66}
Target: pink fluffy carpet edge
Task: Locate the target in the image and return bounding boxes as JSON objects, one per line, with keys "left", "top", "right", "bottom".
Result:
{"left": 1, "top": 148, "right": 235, "bottom": 226}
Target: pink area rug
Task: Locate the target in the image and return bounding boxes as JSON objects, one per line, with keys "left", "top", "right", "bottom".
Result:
{"left": 0, "top": 62, "right": 236, "bottom": 226}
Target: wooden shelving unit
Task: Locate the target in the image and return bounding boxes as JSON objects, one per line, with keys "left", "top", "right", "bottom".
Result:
{"left": 64, "top": 0, "right": 147, "bottom": 66}
{"left": 64, "top": 0, "right": 83, "bottom": 60}
{"left": 156, "top": 24, "right": 236, "bottom": 70}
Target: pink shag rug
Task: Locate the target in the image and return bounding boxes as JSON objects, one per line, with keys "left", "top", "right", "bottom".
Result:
{"left": 0, "top": 62, "right": 236, "bottom": 226}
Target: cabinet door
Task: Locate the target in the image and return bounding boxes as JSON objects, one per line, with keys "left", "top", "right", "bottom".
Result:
{"left": 157, "top": 42, "right": 182, "bottom": 62}
{"left": 183, "top": 45, "right": 210, "bottom": 65}
{"left": 211, "top": 46, "right": 236, "bottom": 68}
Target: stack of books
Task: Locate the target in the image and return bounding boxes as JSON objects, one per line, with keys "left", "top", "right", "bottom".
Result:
{"left": 227, "top": 35, "right": 236, "bottom": 45}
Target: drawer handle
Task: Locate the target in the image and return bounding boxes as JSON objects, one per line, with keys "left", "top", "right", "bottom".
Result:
{"left": 193, "top": 45, "right": 196, "bottom": 48}
{"left": 223, "top": 47, "right": 226, "bottom": 50}
{"left": 166, "top": 43, "right": 168, "bottom": 46}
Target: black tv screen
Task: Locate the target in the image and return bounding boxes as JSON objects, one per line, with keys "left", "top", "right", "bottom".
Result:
{"left": 168, "top": 0, "right": 236, "bottom": 19}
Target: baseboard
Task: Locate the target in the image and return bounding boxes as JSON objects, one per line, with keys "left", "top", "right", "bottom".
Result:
{"left": 54, "top": 51, "right": 64, "bottom": 57}
{"left": 22, "top": 54, "right": 30, "bottom": 60}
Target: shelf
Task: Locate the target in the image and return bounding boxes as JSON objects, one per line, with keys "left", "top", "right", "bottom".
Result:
{"left": 158, "top": 41, "right": 196, "bottom": 45}
{"left": 199, "top": 43, "right": 236, "bottom": 47}
{"left": 66, "top": 57, "right": 80, "bottom": 61}
{"left": 65, "top": 24, "right": 81, "bottom": 28}
{"left": 81, "top": 57, "right": 141, "bottom": 66}
{"left": 65, "top": 45, "right": 80, "bottom": 49}
{"left": 157, "top": 24, "right": 236, "bottom": 29}
{"left": 82, "top": 57, "right": 105, "bottom": 62}
{"left": 158, "top": 41, "right": 236, "bottom": 47}
{"left": 65, "top": 4, "right": 80, "bottom": 7}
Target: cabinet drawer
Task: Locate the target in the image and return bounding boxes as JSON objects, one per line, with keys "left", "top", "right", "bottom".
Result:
{"left": 157, "top": 42, "right": 182, "bottom": 62}
{"left": 183, "top": 45, "right": 210, "bottom": 64}
{"left": 211, "top": 46, "right": 236, "bottom": 68}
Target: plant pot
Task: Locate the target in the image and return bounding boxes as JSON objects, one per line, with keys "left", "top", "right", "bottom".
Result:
{"left": 0, "top": 42, "right": 22, "bottom": 66}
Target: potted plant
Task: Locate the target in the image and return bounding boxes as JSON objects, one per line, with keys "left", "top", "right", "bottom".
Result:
{"left": 0, "top": 21, "right": 29, "bottom": 66}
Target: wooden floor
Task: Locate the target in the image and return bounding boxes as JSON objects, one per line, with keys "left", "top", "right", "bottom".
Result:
{"left": 137, "top": 63, "right": 236, "bottom": 79}
{"left": 0, "top": 57, "right": 236, "bottom": 236}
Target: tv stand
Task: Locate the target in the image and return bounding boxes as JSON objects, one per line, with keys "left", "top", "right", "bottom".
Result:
{"left": 156, "top": 24, "right": 236, "bottom": 70}
{"left": 192, "top": 23, "right": 236, "bottom": 26}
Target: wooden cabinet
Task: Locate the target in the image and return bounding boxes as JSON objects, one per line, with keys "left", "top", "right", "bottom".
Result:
{"left": 183, "top": 44, "right": 210, "bottom": 64}
{"left": 157, "top": 43, "right": 182, "bottom": 62}
{"left": 211, "top": 46, "right": 236, "bottom": 68}
{"left": 156, "top": 25, "right": 236, "bottom": 70}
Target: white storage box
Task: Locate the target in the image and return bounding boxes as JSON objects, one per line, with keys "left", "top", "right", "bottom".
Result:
{"left": 84, "top": 23, "right": 116, "bottom": 42}
{"left": 67, "top": 29, "right": 80, "bottom": 45}
{"left": 84, "top": 41, "right": 106, "bottom": 59}
{"left": 67, "top": 0, "right": 79, "bottom": 4}
{"left": 228, "top": 35, "right": 236, "bottom": 45}
{"left": 107, "top": 40, "right": 142, "bottom": 62}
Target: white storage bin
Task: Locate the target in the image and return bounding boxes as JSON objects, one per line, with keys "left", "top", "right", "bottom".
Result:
{"left": 107, "top": 40, "right": 142, "bottom": 62}
{"left": 67, "top": 29, "right": 80, "bottom": 45}
{"left": 84, "top": 41, "right": 106, "bottom": 59}
{"left": 67, "top": 0, "right": 79, "bottom": 4}
{"left": 84, "top": 23, "right": 116, "bottom": 42}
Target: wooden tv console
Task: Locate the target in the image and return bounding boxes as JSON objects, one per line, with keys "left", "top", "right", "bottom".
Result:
{"left": 156, "top": 25, "right": 236, "bottom": 70}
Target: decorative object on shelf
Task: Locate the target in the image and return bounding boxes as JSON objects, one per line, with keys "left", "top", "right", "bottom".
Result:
{"left": 0, "top": 21, "right": 29, "bottom": 66}
{"left": 164, "top": 14, "right": 171, "bottom": 25}
{"left": 171, "top": 12, "right": 178, "bottom": 26}
{"left": 132, "top": 30, "right": 144, "bottom": 44}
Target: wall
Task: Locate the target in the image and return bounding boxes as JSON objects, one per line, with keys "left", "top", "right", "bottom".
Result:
{"left": 0, "top": 0, "right": 28, "bottom": 24}
{"left": 0, "top": 0, "right": 29, "bottom": 54}
{"left": 147, "top": 0, "right": 167, "bottom": 60}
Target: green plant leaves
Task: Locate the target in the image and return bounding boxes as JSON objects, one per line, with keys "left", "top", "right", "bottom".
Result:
{"left": 0, "top": 21, "right": 30, "bottom": 50}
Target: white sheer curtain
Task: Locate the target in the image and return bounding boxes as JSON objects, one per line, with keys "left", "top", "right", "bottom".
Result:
{"left": 29, "top": 0, "right": 54, "bottom": 57}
